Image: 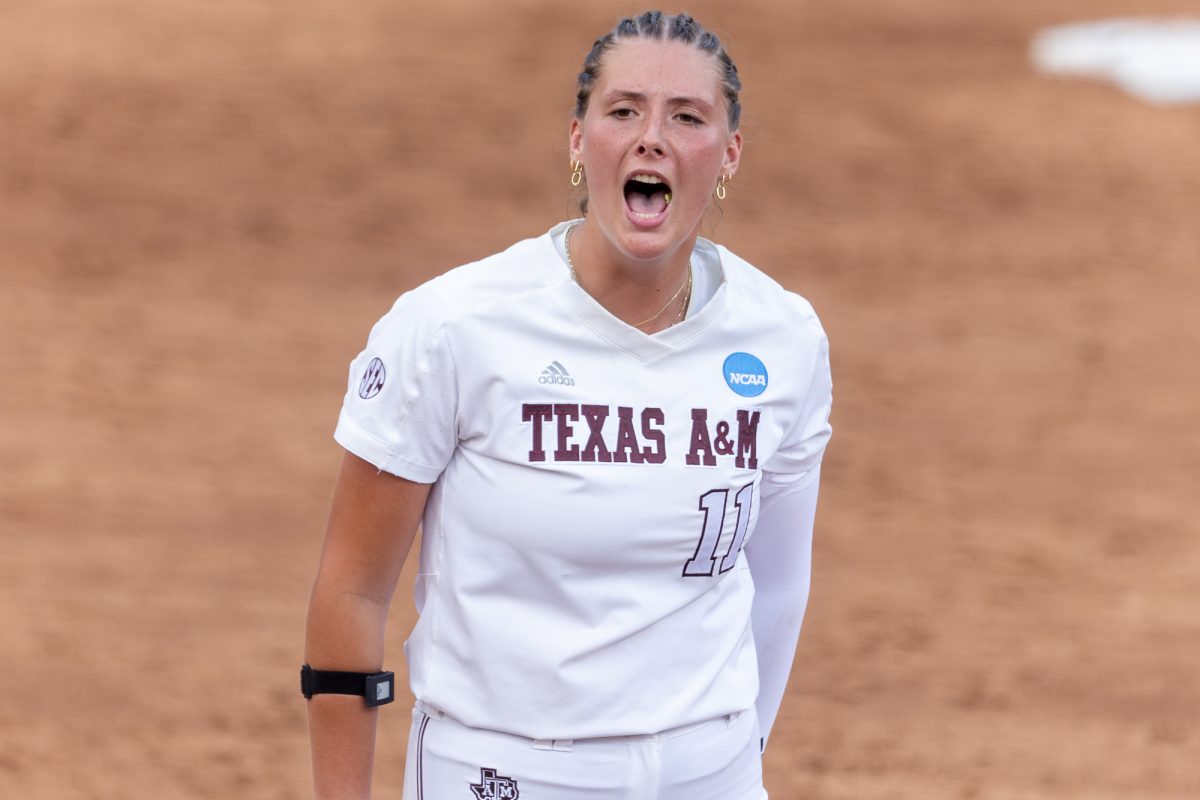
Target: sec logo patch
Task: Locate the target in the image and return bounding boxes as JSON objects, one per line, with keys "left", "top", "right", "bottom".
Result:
{"left": 723, "top": 352, "right": 768, "bottom": 397}
{"left": 358, "top": 357, "right": 386, "bottom": 399}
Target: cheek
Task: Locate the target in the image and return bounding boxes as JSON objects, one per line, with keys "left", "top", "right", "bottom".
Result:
{"left": 582, "top": 137, "right": 627, "bottom": 193}
{"left": 679, "top": 140, "right": 728, "bottom": 190}
{"left": 588, "top": 123, "right": 632, "bottom": 161}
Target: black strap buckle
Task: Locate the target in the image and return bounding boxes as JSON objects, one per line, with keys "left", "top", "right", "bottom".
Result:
{"left": 301, "top": 664, "right": 395, "bottom": 707}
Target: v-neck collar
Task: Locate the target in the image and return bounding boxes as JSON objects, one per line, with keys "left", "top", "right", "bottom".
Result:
{"left": 542, "top": 221, "right": 729, "bottom": 364}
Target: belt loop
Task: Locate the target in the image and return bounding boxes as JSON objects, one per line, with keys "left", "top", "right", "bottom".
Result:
{"left": 415, "top": 700, "right": 445, "bottom": 721}
{"left": 532, "top": 738, "right": 574, "bottom": 752}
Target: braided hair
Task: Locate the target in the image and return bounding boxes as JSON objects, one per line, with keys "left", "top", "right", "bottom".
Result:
{"left": 574, "top": 11, "right": 742, "bottom": 131}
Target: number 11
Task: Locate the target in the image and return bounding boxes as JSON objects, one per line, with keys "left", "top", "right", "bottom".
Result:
{"left": 682, "top": 482, "right": 755, "bottom": 577}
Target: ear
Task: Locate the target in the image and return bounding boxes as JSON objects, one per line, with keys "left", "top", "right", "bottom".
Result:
{"left": 569, "top": 117, "right": 584, "bottom": 164}
{"left": 721, "top": 130, "right": 743, "bottom": 180}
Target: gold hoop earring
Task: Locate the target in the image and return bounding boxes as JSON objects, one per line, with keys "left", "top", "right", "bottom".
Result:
{"left": 570, "top": 160, "right": 584, "bottom": 187}
{"left": 716, "top": 174, "right": 728, "bottom": 200}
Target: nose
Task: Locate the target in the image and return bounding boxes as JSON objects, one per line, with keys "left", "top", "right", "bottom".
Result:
{"left": 636, "top": 139, "right": 664, "bottom": 157}
{"left": 636, "top": 114, "right": 666, "bottom": 157}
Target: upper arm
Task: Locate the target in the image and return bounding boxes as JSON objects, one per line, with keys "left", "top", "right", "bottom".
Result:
{"left": 318, "top": 288, "right": 458, "bottom": 601}
{"left": 744, "top": 470, "right": 820, "bottom": 593}
{"left": 761, "top": 315, "right": 832, "bottom": 488}
{"left": 313, "top": 450, "right": 433, "bottom": 607}
{"left": 333, "top": 289, "right": 460, "bottom": 483}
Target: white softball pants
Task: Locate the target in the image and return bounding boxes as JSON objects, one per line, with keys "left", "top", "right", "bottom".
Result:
{"left": 402, "top": 702, "right": 768, "bottom": 800}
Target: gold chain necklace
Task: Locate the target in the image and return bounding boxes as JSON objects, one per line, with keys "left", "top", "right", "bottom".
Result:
{"left": 564, "top": 223, "right": 692, "bottom": 329}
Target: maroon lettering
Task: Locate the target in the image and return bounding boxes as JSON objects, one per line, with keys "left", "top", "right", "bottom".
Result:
{"left": 522, "top": 403, "right": 553, "bottom": 462}
{"left": 640, "top": 407, "right": 666, "bottom": 464}
{"left": 735, "top": 410, "right": 760, "bottom": 469}
{"left": 612, "top": 406, "right": 644, "bottom": 464}
{"left": 685, "top": 408, "right": 717, "bottom": 466}
{"left": 580, "top": 404, "right": 613, "bottom": 463}
{"left": 529, "top": 402, "right": 745, "bottom": 467}
{"left": 554, "top": 403, "right": 581, "bottom": 462}
{"left": 713, "top": 420, "right": 734, "bottom": 455}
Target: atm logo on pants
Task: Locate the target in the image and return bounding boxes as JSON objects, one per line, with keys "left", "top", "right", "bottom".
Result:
{"left": 470, "top": 767, "right": 519, "bottom": 800}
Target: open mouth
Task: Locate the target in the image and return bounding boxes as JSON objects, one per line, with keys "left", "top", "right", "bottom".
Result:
{"left": 624, "top": 174, "right": 672, "bottom": 220}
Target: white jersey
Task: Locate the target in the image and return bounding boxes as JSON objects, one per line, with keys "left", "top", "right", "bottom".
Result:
{"left": 335, "top": 220, "right": 832, "bottom": 740}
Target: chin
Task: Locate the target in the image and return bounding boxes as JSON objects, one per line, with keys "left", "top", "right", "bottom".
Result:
{"left": 615, "top": 225, "right": 692, "bottom": 264}
{"left": 591, "top": 196, "right": 701, "bottom": 264}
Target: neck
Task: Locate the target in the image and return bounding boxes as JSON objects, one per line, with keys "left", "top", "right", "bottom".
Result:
{"left": 567, "top": 221, "right": 696, "bottom": 332}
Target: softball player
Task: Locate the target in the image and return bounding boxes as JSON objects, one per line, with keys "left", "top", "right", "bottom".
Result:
{"left": 305, "top": 12, "right": 832, "bottom": 800}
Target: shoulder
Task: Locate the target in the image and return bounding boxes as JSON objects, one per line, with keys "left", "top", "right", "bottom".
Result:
{"left": 407, "top": 230, "right": 562, "bottom": 319}
{"left": 711, "top": 242, "right": 827, "bottom": 344}
{"left": 369, "top": 228, "right": 563, "bottom": 342}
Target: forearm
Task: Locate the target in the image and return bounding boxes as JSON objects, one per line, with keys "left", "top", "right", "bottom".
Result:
{"left": 744, "top": 469, "right": 821, "bottom": 750}
{"left": 304, "top": 580, "right": 391, "bottom": 800}
{"left": 304, "top": 453, "right": 430, "bottom": 798}
{"left": 749, "top": 578, "right": 809, "bottom": 751}
{"left": 307, "top": 695, "right": 378, "bottom": 800}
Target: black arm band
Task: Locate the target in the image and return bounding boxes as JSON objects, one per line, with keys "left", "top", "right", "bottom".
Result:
{"left": 300, "top": 664, "right": 395, "bottom": 707}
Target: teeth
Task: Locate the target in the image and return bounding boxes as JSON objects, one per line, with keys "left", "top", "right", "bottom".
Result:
{"left": 664, "top": 193, "right": 672, "bottom": 203}
{"left": 630, "top": 174, "right": 665, "bottom": 185}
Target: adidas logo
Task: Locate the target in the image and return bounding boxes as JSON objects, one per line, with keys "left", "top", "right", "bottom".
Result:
{"left": 538, "top": 360, "right": 575, "bottom": 386}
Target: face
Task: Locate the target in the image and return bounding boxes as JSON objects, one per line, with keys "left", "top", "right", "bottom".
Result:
{"left": 569, "top": 38, "right": 742, "bottom": 264}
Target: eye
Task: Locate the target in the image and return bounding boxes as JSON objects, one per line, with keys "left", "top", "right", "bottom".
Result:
{"left": 611, "top": 107, "right": 636, "bottom": 119}
{"left": 675, "top": 113, "right": 704, "bottom": 125}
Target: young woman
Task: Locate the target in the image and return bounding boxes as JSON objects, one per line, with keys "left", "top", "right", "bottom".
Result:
{"left": 304, "top": 11, "right": 832, "bottom": 800}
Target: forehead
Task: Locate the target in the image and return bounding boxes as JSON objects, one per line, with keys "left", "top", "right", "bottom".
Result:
{"left": 595, "top": 38, "right": 724, "bottom": 103}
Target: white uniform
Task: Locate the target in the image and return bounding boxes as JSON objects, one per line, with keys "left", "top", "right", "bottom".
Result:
{"left": 335, "top": 220, "right": 832, "bottom": 797}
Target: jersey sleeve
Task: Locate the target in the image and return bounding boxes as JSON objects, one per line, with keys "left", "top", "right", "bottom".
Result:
{"left": 762, "top": 316, "right": 833, "bottom": 492}
{"left": 333, "top": 288, "right": 459, "bottom": 483}
{"left": 743, "top": 468, "right": 820, "bottom": 751}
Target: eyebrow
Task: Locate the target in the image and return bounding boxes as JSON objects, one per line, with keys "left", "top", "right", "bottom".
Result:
{"left": 605, "top": 90, "right": 715, "bottom": 111}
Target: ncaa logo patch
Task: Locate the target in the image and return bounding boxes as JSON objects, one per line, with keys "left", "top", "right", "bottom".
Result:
{"left": 723, "top": 352, "right": 768, "bottom": 397}
{"left": 358, "top": 357, "right": 386, "bottom": 399}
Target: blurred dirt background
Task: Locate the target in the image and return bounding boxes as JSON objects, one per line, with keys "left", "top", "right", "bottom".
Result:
{"left": 2, "top": 1, "right": 1198, "bottom": 798}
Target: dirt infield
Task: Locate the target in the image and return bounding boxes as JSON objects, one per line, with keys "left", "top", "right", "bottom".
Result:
{"left": 2, "top": 1, "right": 1198, "bottom": 798}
